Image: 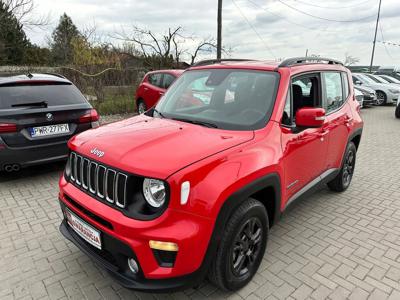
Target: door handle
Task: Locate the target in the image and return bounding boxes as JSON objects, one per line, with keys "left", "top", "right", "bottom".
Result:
{"left": 319, "top": 130, "right": 329, "bottom": 137}
{"left": 144, "top": 87, "right": 149, "bottom": 91}
{"left": 159, "top": 91, "right": 165, "bottom": 95}
{"left": 345, "top": 117, "right": 354, "bottom": 126}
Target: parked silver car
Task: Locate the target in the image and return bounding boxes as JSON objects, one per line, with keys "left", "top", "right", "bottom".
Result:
{"left": 354, "top": 88, "right": 364, "bottom": 108}
{"left": 376, "top": 75, "right": 400, "bottom": 85}
{"left": 352, "top": 73, "right": 400, "bottom": 106}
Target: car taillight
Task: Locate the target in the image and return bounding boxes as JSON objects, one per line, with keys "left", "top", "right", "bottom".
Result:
{"left": 79, "top": 109, "right": 99, "bottom": 123}
{"left": 0, "top": 123, "right": 17, "bottom": 133}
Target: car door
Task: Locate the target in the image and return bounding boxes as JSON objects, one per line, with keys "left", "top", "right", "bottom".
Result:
{"left": 146, "top": 73, "right": 165, "bottom": 108}
{"left": 281, "top": 73, "right": 329, "bottom": 203}
{"left": 322, "top": 71, "right": 353, "bottom": 170}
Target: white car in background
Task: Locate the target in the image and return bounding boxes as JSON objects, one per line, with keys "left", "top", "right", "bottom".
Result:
{"left": 376, "top": 74, "right": 400, "bottom": 86}
{"left": 352, "top": 73, "right": 400, "bottom": 106}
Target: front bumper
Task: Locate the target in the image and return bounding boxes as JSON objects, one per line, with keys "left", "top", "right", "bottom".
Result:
{"left": 59, "top": 218, "right": 203, "bottom": 292}
{"left": 387, "top": 92, "right": 399, "bottom": 104}
{"left": 0, "top": 138, "right": 68, "bottom": 170}
{"left": 58, "top": 178, "right": 216, "bottom": 291}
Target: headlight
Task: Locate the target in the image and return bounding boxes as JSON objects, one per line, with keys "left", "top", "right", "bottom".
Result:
{"left": 389, "top": 89, "right": 400, "bottom": 94}
{"left": 143, "top": 178, "right": 166, "bottom": 208}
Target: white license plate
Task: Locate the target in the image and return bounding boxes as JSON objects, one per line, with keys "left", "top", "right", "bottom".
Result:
{"left": 29, "top": 124, "right": 70, "bottom": 137}
{"left": 65, "top": 209, "right": 102, "bottom": 249}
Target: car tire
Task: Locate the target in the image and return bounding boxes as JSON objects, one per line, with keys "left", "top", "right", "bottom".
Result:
{"left": 375, "top": 91, "right": 387, "bottom": 106}
{"left": 327, "top": 142, "right": 357, "bottom": 192}
{"left": 208, "top": 198, "right": 268, "bottom": 291}
{"left": 137, "top": 100, "right": 147, "bottom": 114}
{"left": 395, "top": 104, "right": 400, "bottom": 119}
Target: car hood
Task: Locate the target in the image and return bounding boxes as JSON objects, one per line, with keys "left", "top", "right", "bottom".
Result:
{"left": 68, "top": 115, "right": 254, "bottom": 179}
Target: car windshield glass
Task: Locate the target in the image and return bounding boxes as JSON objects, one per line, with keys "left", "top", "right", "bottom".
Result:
{"left": 364, "top": 74, "right": 384, "bottom": 83}
{"left": 357, "top": 74, "right": 374, "bottom": 84}
{"left": 382, "top": 76, "right": 400, "bottom": 83}
{"left": 154, "top": 69, "right": 280, "bottom": 130}
{"left": 0, "top": 83, "right": 87, "bottom": 109}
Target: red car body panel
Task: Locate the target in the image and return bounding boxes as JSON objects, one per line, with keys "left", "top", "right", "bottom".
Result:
{"left": 59, "top": 60, "right": 363, "bottom": 290}
{"left": 135, "top": 70, "right": 184, "bottom": 110}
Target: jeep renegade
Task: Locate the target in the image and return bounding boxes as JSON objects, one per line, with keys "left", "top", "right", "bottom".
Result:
{"left": 59, "top": 57, "right": 363, "bottom": 292}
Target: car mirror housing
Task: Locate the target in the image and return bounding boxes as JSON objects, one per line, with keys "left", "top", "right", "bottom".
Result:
{"left": 295, "top": 107, "right": 326, "bottom": 128}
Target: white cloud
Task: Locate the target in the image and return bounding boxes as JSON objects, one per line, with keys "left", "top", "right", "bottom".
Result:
{"left": 26, "top": 0, "right": 400, "bottom": 66}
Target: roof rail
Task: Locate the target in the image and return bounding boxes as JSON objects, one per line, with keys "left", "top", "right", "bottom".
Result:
{"left": 279, "top": 57, "right": 343, "bottom": 68}
{"left": 192, "top": 59, "right": 256, "bottom": 67}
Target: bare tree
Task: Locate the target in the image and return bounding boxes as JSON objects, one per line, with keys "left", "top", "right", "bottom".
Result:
{"left": 2, "top": 0, "right": 49, "bottom": 28}
{"left": 112, "top": 26, "right": 230, "bottom": 68}
{"left": 344, "top": 53, "right": 360, "bottom": 66}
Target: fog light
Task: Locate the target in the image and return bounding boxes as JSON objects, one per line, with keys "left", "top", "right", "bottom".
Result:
{"left": 127, "top": 258, "right": 139, "bottom": 274}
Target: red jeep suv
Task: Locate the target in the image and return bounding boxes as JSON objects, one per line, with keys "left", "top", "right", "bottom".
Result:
{"left": 59, "top": 57, "right": 363, "bottom": 292}
{"left": 135, "top": 69, "right": 184, "bottom": 114}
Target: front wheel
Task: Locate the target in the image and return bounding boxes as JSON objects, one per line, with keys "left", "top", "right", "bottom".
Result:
{"left": 395, "top": 104, "right": 400, "bottom": 119}
{"left": 376, "top": 91, "right": 387, "bottom": 106}
{"left": 327, "top": 142, "right": 357, "bottom": 192}
{"left": 137, "top": 100, "right": 147, "bottom": 114}
{"left": 208, "top": 198, "right": 268, "bottom": 291}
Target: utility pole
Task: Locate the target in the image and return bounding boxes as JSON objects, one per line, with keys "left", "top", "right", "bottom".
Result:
{"left": 217, "top": 0, "right": 223, "bottom": 59}
{"left": 369, "top": 0, "right": 382, "bottom": 73}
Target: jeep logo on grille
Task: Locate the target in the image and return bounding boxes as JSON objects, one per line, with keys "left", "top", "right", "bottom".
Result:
{"left": 90, "top": 148, "right": 105, "bottom": 158}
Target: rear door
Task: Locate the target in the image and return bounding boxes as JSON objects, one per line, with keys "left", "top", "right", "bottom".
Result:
{"left": 0, "top": 82, "right": 93, "bottom": 148}
{"left": 322, "top": 72, "right": 353, "bottom": 170}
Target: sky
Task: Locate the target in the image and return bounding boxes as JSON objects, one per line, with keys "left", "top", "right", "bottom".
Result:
{"left": 26, "top": 0, "right": 400, "bottom": 66}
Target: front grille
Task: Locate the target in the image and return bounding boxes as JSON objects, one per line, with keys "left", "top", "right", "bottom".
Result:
{"left": 69, "top": 152, "right": 128, "bottom": 208}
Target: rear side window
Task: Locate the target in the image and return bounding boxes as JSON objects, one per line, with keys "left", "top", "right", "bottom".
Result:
{"left": 0, "top": 83, "right": 87, "bottom": 109}
{"left": 162, "top": 74, "right": 176, "bottom": 89}
{"left": 148, "top": 73, "right": 163, "bottom": 87}
{"left": 323, "top": 72, "right": 344, "bottom": 113}
{"left": 342, "top": 73, "right": 350, "bottom": 99}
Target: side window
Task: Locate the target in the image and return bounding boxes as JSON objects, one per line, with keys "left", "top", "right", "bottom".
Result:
{"left": 291, "top": 74, "right": 321, "bottom": 117}
{"left": 342, "top": 73, "right": 350, "bottom": 99}
{"left": 323, "top": 72, "right": 343, "bottom": 113}
{"left": 148, "top": 73, "right": 163, "bottom": 87}
{"left": 162, "top": 74, "right": 176, "bottom": 89}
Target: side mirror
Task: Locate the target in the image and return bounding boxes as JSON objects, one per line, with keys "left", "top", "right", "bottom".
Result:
{"left": 296, "top": 107, "right": 326, "bottom": 128}
{"left": 355, "top": 80, "right": 362, "bottom": 85}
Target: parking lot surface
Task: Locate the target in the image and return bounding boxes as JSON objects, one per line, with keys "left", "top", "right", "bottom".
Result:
{"left": 1, "top": 106, "right": 400, "bottom": 300}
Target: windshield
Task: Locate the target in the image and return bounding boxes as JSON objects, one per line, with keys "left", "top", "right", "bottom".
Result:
{"left": 154, "top": 69, "right": 280, "bottom": 130}
{"left": 0, "top": 83, "right": 87, "bottom": 109}
{"left": 356, "top": 74, "right": 374, "bottom": 84}
{"left": 381, "top": 76, "right": 400, "bottom": 83}
{"left": 364, "top": 74, "right": 387, "bottom": 84}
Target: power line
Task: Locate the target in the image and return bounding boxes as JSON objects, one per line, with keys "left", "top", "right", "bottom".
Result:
{"left": 245, "top": 0, "right": 337, "bottom": 33}
{"left": 276, "top": 0, "right": 378, "bottom": 23}
{"left": 379, "top": 23, "right": 395, "bottom": 61}
{"left": 291, "top": 0, "right": 374, "bottom": 10}
{"left": 231, "top": 0, "right": 276, "bottom": 59}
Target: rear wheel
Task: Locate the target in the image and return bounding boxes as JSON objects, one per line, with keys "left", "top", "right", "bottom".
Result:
{"left": 208, "top": 198, "right": 268, "bottom": 291}
{"left": 137, "top": 100, "right": 147, "bottom": 114}
{"left": 376, "top": 91, "right": 387, "bottom": 106}
{"left": 396, "top": 104, "right": 400, "bottom": 119}
{"left": 327, "top": 142, "right": 357, "bottom": 192}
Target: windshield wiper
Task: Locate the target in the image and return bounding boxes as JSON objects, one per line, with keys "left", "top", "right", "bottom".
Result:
{"left": 173, "top": 117, "right": 218, "bottom": 128}
{"left": 153, "top": 108, "right": 166, "bottom": 119}
{"left": 11, "top": 101, "right": 48, "bottom": 108}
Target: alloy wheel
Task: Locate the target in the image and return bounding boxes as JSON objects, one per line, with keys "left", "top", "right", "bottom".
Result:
{"left": 343, "top": 149, "right": 355, "bottom": 188}
{"left": 231, "top": 217, "right": 263, "bottom": 277}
